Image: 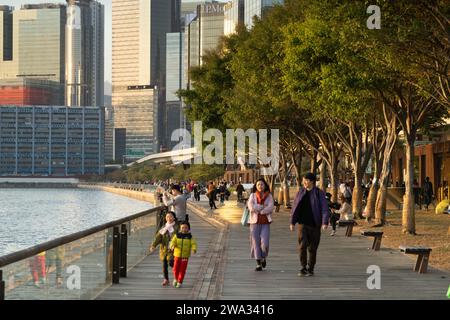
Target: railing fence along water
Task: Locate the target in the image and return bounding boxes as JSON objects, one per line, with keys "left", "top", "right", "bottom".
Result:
{"left": 0, "top": 205, "right": 167, "bottom": 300}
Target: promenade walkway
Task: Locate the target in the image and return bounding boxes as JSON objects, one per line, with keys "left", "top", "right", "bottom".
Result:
{"left": 97, "top": 195, "right": 449, "bottom": 300}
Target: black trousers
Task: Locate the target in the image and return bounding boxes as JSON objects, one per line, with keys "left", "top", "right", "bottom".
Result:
{"left": 209, "top": 195, "right": 217, "bottom": 209}
{"left": 297, "top": 224, "right": 321, "bottom": 270}
{"left": 163, "top": 259, "right": 169, "bottom": 280}
{"left": 330, "top": 213, "right": 340, "bottom": 231}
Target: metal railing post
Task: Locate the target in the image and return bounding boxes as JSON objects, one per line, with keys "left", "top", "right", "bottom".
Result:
{"left": 112, "top": 226, "right": 121, "bottom": 284}
{"left": 0, "top": 270, "right": 5, "bottom": 300}
{"left": 120, "top": 224, "right": 128, "bottom": 278}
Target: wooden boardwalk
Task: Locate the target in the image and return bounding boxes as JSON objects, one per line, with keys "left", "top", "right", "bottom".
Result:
{"left": 98, "top": 196, "right": 450, "bottom": 300}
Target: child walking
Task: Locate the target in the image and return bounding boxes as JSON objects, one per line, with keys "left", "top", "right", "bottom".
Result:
{"left": 170, "top": 221, "right": 197, "bottom": 288}
{"left": 150, "top": 211, "right": 178, "bottom": 286}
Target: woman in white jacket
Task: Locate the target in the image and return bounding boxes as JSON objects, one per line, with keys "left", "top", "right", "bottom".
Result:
{"left": 330, "top": 194, "right": 353, "bottom": 236}
{"left": 247, "top": 178, "right": 274, "bottom": 271}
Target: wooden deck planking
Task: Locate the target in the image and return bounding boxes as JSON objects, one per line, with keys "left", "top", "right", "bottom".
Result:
{"left": 98, "top": 198, "right": 449, "bottom": 300}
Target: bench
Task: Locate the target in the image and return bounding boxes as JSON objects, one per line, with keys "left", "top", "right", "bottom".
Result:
{"left": 338, "top": 220, "right": 356, "bottom": 237}
{"left": 361, "top": 231, "right": 383, "bottom": 251}
{"left": 399, "top": 246, "right": 432, "bottom": 274}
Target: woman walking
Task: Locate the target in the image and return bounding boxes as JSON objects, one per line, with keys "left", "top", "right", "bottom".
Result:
{"left": 247, "top": 178, "right": 274, "bottom": 271}
{"left": 150, "top": 211, "right": 178, "bottom": 286}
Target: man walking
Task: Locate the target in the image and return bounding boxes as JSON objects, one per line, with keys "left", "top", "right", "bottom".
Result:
{"left": 423, "top": 177, "right": 434, "bottom": 211}
{"left": 236, "top": 182, "right": 245, "bottom": 203}
{"left": 290, "top": 173, "right": 329, "bottom": 276}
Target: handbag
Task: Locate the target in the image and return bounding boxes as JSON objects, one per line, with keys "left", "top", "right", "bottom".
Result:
{"left": 241, "top": 206, "right": 250, "bottom": 226}
{"left": 257, "top": 214, "right": 270, "bottom": 224}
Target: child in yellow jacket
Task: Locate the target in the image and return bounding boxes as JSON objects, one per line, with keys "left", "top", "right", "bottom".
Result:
{"left": 169, "top": 221, "right": 197, "bottom": 288}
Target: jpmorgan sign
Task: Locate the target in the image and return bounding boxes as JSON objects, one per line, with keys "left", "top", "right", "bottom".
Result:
{"left": 203, "top": 4, "right": 225, "bottom": 14}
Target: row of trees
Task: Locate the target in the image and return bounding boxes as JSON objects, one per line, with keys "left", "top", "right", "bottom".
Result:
{"left": 179, "top": 0, "right": 449, "bottom": 234}
{"left": 105, "top": 164, "right": 225, "bottom": 185}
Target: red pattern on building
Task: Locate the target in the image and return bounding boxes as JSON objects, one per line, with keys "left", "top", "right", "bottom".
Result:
{"left": 0, "top": 87, "right": 54, "bottom": 105}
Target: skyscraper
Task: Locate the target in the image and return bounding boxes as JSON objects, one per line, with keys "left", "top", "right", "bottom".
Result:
{"left": 165, "top": 32, "right": 184, "bottom": 150}
{"left": 112, "top": 0, "right": 180, "bottom": 162}
{"left": 224, "top": 0, "right": 244, "bottom": 36}
{"left": 65, "top": 0, "right": 105, "bottom": 108}
{"left": 0, "top": 6, "right": 13, "bottom": 62}
{"left": 184, "top": 2, "right": 226, "bottom": 89}
{"left": 0, "top": 2, "right": 104, "bottom": 107}
{"left": 0, "top": 4, "right": 66, "bottom": 85}
{"left": 244, "top": 0, "right": 283, "bottom": 29}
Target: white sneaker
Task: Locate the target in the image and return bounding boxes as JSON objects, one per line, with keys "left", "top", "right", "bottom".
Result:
{"left": 330, "top": 230, "right": 336, "bottom": 236}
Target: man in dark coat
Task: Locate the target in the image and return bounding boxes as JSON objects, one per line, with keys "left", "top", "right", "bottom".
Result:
{"left": 290, "top": 173, "right": 329, "bottom": 276}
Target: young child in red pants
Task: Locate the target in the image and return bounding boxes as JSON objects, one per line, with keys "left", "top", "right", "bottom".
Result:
{"left": 169, "top": 221, "right": 197, "bottom": 288}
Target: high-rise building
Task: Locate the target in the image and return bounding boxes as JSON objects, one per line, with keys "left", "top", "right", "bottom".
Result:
{"left": 224, "top": 0, "right": 244, "bottom": 36}
{"left": 0, "top": 105, "right": 104, "bottom": 176}
{"left": 185, "top": 2, "right": 226, "bottom": 89}
{"left": 165, "top": 32, "right": 184, "bottom": 149}
{"left": 112, "top": 0, "right": 180, "bottom": 162}
{"left": 0, "top": 2, "right": 104, "bottom": 107}
{"left": 244, "top": 0, "right": 283, "bottom": 29}
{"left": 65, "top": 0, "right": 105, "bottom": 108}
{"left": 0, "top": 4, "right": 66, "bottom": 88}
{"left": 0, "top": 6, "right": 13, "bottom": 62}
{"left": 104, "top": 105, "right": 114, "bottom": 163}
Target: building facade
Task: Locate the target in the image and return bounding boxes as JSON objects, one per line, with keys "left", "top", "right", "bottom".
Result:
{"left": 0, "top": 6, "right": 13, "bottom": 62}
{"left": 184, "top": 2, "right": 226, "bottom": 88}
{"left": 65, "top": 0, "right": 105, "bottom": 108}
{"left": 224, "top": 0, "right": 244, "bottom": 36}
{"left": 165, "top": 32, "right": 185, "bottom": 150}
{"left": 104, "top": 105, "right": 114, "bottom": 163}
{"left": 0, "top": 105, "right": 104, "bottom": 176}
{"left": 0, "top": 78, "right": 63, "bottom": 106}
{"left": 244, "top": 0, "right": 283, "bottom": 29}
{"left": 0, "top": 4, "right": 66, "bottom": 87}
{"left": 391, "top": 128, "right": 450, "bottom": 202}
{"left": 112, "top": 0, "right": 180, "bottom": 162}
{"left": 0, "top": 2, "right": 104, "bottom": 108}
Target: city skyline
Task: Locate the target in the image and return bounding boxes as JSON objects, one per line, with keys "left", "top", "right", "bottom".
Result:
{"left": 6, "top": 0, "right": 229, "bottom": 95}
{"left": 7, "top": 0, "right": 112, "bottom": 92}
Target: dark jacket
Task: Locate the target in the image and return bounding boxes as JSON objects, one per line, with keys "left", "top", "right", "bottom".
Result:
{"left": 290, "top": 187, "right": 330, "bottom": 227}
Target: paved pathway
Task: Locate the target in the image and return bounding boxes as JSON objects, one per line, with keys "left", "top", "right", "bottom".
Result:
{"left": 98, "top": 195, "right": 450, "bottom": 300}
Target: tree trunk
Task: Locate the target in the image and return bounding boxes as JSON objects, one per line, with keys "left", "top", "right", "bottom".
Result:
{"left": 264, "top": 174, "right": 276, "bottom": 195}
{"left": 375, "top": 143, "right": 393, "bottom": 225}
{"left": 283, "top": 180, "right": 290, "bottom": 208}
{"left": 310, "top": 149, "right": 318, "bottom": 175}
{"left": 366, "top": 181, "right": 379, "bottom": 222}
{"left": 278, "top": 186, "right": 284, "bottom": 205}
{"left": 319, "top": 160, "right": 327, "bottom": 192}
{"left": 366, "top": 151, "right": 382, "bottom": 222}
{"left": 328, "top": 158, "right": 339, "bottom": 202}
{"left": 290, "top": 148, "right": 302, "bottom": 191}
{"left": 375, "top": 183, "right": 387, "bottom": 225}
{"left": 402, "top": 138, "right": 416, "bottom": 234}
{"left": 375, "top": 139, "right": 395, "bottom": 225}
{"left": 352, "top": 180, "right": 364, "bottom": 219}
